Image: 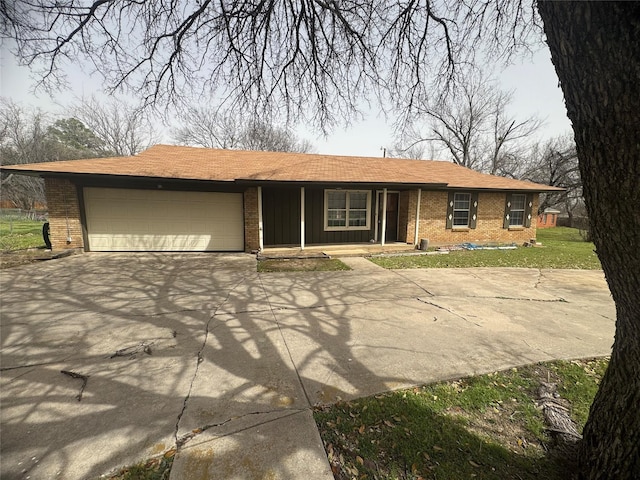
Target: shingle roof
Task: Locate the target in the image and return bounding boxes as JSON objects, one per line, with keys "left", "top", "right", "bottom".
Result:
{"left": 0, "top": 144, "right": 561, "bottom": 191}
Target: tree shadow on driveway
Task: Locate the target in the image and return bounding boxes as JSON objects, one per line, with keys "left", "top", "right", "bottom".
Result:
{"left": 0, "top": 254, "right": 615, "bottom": 479}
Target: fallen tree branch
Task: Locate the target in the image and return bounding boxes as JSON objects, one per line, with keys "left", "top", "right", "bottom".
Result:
{"left": 537, "top": 381, "right": 582, "bottom": 445}
{"left": 110, "top": 341, "right": 154, "bottom": 358}
{"left": 61, "top": 370, "right": 89, "bottom": 402}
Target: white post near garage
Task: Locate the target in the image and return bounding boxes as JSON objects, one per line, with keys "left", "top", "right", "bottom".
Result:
{"left": 381, "top": 188, "right": 388, "bottom": 246}
{"left": 414, "top": 188, "right": 422, "bottom": 246}
{"left": 300, "top": 186, "right": 305, "bottom": 250}
{"left": 258, "top": 186, "right": 264, "bottom": 251}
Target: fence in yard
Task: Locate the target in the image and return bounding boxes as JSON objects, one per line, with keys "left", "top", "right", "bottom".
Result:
{"left": 0, "top": 209, "right": 48, "bottom": 234}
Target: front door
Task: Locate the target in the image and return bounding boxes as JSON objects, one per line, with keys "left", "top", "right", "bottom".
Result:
{"left": 378, "top": 192, "right": 399, "bottom": 242}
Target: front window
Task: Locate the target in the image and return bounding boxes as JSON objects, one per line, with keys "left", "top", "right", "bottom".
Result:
{"left": 509, "top": 194, "right": 526, "bottom": 226}
{"left": 325, "top": 190, "right": 371, "bottom": 230}
{"left": 453, "top": 193, "right": 471, "bottom": 227}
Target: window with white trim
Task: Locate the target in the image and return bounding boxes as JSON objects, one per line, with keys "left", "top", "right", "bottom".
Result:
{"left": 324, "top": 190, "right": 371, "bottom": 230}
{"left": 509, "top": 194, "right": 526, "bottom": 227}
{"left": 453, "top": 193, "right": 471, "bottom": 227}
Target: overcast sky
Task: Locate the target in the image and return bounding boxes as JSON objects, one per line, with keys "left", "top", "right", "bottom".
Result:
{"left": 1, "top": 40, "right": 571, "bottom": 158}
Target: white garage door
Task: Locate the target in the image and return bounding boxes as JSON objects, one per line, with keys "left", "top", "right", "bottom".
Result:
{"left": 84, "top": 187, "right": 244, "bottom": 251}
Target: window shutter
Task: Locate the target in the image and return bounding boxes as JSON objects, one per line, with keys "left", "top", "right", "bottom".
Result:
{"left": 469, "top": 192, "right": 479, "bottom": 229}
{"left": 503, "top": 193, "right": 513, "bottom": 229}
{"left": 524, "top": 194, "right": 534, "bottom": 227}
{"left": 446, "top": 192, "right": 454, "bottom": 229}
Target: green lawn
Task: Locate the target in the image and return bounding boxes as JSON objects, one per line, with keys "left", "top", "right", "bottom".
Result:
{"left": 257, "top": 258, "right": 351, "bottom": 272}
{"left": 0, "top": 217, "right": 47, "bottom": 251}
{"left": 314, "top": 357, "right": 609, "bottom": 480}
{"left": 370, "top": 227, "right": 600, "bottom": 270}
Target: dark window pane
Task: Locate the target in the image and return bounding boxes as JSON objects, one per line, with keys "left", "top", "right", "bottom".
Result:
{"left": 350, "top": 192, "right": 367, "bottom": 209}
{"left": 328, "top": 191, "right": 346, "bottom": 209}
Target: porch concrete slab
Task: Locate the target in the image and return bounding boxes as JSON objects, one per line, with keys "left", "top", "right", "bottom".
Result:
{"left": 1, "top": 254, "right": 615, "bottom": 480}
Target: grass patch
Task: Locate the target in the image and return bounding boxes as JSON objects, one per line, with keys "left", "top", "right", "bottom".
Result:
{"left": 0, "top": 217, "right": 46, "bottom": 251}
{"left": 258, "top": 258, "right": 351, "bottom": 272}
{"left": 314, "top": 357, "right": 609, "bottom": 480}
{"left": 105, "top": 451, "right": 174, "bottom": 480}
{"left": 370, "top": 227, "right": 600, "bottom": 270}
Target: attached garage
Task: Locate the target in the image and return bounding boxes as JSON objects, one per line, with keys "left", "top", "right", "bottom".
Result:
{"left": 83, "top": 187, "right": 244, "bottom": 252}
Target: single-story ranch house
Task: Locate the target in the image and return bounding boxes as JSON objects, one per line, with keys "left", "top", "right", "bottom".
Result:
{"left": 1, "top": 145, "right": 561, "bottom": 253}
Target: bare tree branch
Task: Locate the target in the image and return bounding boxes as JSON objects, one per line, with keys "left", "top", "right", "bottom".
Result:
{"left": 2, "top": 0, "right": 540, "bottom": 127}
{"left": 397, "top": 71, "right": 540, "bottom": 173}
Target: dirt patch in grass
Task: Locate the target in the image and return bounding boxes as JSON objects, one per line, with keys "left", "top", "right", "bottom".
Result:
{"left": 0, "top": 248, "right": 79, "bottom": 269}
{"left": 0, "top": 248, "right": 48, "bottom": 269}
{"left": 258, "top": 258, "right": 351, "bottom": 272}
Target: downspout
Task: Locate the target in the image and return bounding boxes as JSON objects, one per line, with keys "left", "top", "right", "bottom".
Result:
{"left": 63, "top": 188, "right": 72, "bottom": 244}
{"left": 300, "top": 187, "right": 305, "bottom": 250}
{"left": 258, "top": 186, "right": 264, "bottom": 251}
{"left": 414, "top": 189, "right": 422, "bottom": 246}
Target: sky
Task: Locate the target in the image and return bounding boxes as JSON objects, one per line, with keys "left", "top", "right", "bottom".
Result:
{"left": 1, "top": 40, "right": 571, "bottom": 159}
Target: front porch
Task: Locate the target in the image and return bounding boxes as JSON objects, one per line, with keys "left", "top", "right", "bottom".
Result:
{"left": 259, "top": 242, "right": 417, "bottom": 258}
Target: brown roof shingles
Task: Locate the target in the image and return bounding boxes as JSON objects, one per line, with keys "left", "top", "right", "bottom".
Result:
{"left": 0, "top": 144, "right": 561, "bottom": 191}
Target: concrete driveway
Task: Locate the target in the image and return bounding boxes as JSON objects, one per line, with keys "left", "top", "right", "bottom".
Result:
{"left": 0, "top": 254, "right": 615, "bottom": 480}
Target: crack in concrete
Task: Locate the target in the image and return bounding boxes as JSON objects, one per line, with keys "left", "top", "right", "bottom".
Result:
{"left": 212, "top": 306, "right": 272, "bottom": 316}
{"left": 390, "top": 270, "right": 436, "bottom": 296}
{"left": 534, "top": 269, "right": 544, "bottom": 290}
{"left": 415, "top": 298, "right": 482, "bottom": 327}
{"left": 469, "top": 295, "right": 568, "bottom": 303}
{"left": 173, "top": 315, "right": 212, "bottom": 447}
{"left": 258, "top": 295, "right": 422, "bottom": 314}
{"left": 126, "top": 308, "right": 202, "bottom": 318}
{"left": 173, "top": 277, "right": 248, "bottom": 449}
{"left": 176, "top": 407, "right": 306, "bottom": 448}
{"left": 0, "top": 354, "right": 76, "bottom": 372}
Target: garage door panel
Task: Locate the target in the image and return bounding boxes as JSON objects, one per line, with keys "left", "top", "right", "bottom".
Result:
{"left": 84, "top": 188, "right": 244, "bottom": 252}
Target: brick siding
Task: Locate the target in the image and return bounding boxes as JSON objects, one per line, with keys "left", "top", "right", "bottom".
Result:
{"left": 44, "top": 178, "right": 84, "bottom": 251}
{"left": 244, "top": 187, "right": 260, "bottom": 252}
{"left": 405, "top": 189, "right": 538, "bottom": 246}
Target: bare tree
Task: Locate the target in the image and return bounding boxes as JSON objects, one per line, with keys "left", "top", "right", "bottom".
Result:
{"left": 240, "top": 120, "right": 314, "bottom": 153}
{"left": 72, "top": 97, "right": 159, "bottom": 156}
{"left": 173, "top": 106, "right": 314, "bottom": 152}
{"left": 520, "top": 135, "right": 582, "bottom": 217}
{"left": 0, "top": 100, "right": 51, "bottom": 209}
{"left": 173, "top": 107, "right": 245, "bottom": 149}
{"left": 3, "top": 1, "right": 640, "bottom": 477}
{"left": 400, "top": 73, "right": 540, "bottom": 173}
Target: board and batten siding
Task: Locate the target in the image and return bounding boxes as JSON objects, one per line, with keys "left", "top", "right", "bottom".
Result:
{"left": 261, "top": 187, "right": 376, "bottom": 246}
{"left": 262, "top": 187, "right": 301, "bottom": 246}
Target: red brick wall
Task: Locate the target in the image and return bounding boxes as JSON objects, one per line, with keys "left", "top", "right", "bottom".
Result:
{"left": 244, "top": 187, "right": 260, "bottom": 252}
{"left": 44, "top": 178, "right": 84, "bottom": 251}
{"left": 537, "top": 212, "right": 558, "bottom": 228}
{"left": 405, "top": 189, "right": 538, "bottom": 246}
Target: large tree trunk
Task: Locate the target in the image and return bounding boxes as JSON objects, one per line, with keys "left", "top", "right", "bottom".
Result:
{"left": 537, "top": 2, "right": 640, "bottom": 479}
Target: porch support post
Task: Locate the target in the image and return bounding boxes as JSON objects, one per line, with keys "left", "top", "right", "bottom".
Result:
{"left": 374, "top": 191, "right": 379, "bottom": 243}
{"left": 381, "top": 188, "right": 388, "bottom": 246}
{"left": 414, "top": 188, "right": 422, "bottom": 246}
{"left": 300, "top": 186, "right": 305, "bottom": 250}
{"left": 258, "top": 186, "right": 264, "bottom": 251}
